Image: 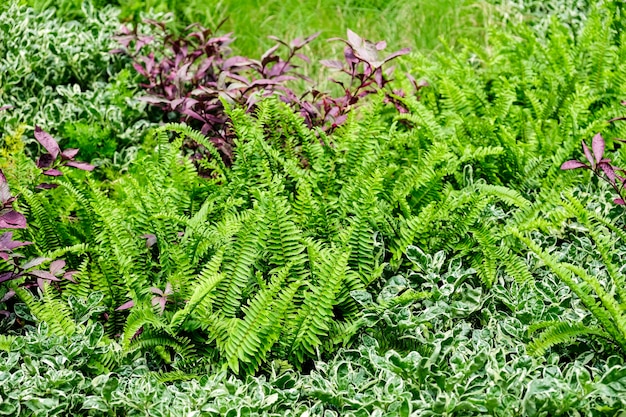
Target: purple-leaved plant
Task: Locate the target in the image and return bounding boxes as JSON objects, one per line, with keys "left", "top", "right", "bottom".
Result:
{"left": 33, "top": 126, "right": 94, "bottom": 188}
{"left": 0, "top": 170, "right": 27, "bottom": 229}
{"left": 114, "top": 22, "right": 317, "bottom": 164}
{"left": 115, "top": 21, "right": 411, "bottom": 165}
{"left": 561, "top": 133, "right": 626, "bottom": 205}
{"left": 0, "top": 125, "right": 88, "bottom": 317}
{"left": 292, "top": 29, "right": 410, "bottom": 132}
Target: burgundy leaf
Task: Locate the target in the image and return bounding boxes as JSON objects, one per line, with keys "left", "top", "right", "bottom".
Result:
{"left": 43, "top": 169, "right": 64, "bottom": 177}
{"left": 151, "top": 296, "right": 167, "bottom": 314}
{"left": 261, "top": 44, "right": 280, "bottom": 64}
{"left": 592, "top": 133, "right": 605, "bottom": 164}
{"left": 22, "top": 257, "right": 49, "bottom": 270}
{"left": 29, "top": 270, "right": 60, "bottom": 281}
{"left": 382, "top": 48, "right": 411, "bottom": 64}
{"left": 63, "top": 270, "right": 78, "bottom": 283}
{"left": 223, "top": 56, "right": 256, "bottom": 70}
{"left": 135, "top": 35, "right": 154, "bottom": 53}
{"left": 34, "top": 126, "right": 61, "bottom": 159}
{"left": 0, "top": 288, "right": 15, "bottom": 302}
{"left": 0, "top": 232, "right": 31, "bottom": 251}
{"left": 374, "top": 67, "right": 384, "bottom": 88}
{"left": 291, "top": 32, "right": 320, "bottom": 49}
{"left": 333, "top": 114, "right": 348, "bottom": 126}
{"left": 35, "top": 183, "right": 59, "bottom": 190}
{"left": 50, "top": 259, "right": 66, "bottom": 275}
{"left": 0, "top": 170, "right": 11, "bottom": 204}
{"left": 116, "top": 300, "right": 135, "bottom": 311}
{"left": 142, "top": 233, "right": 157, "bottom": 248}
{"left": 221, "top": 72, "right": 250, "bottom": 85}
{"left": 346, "top": 29, "right": 363, "bottom": 49}
{"left": 266, "top": 61, "right": 292, "bottom": 78}
{"left": 137, "top": 96, "right": 172, "bottom": 105}
{"left": 320, "top": 60, "right": 344, "bottom": 70}
{"left": 0, "top": 211, "right": 27, "bottom": 229}
{"left": 181, "top": 108, "right": 206, "bottom": 122}
{"left": 581, "top": 140, "right": 595, "bottom": 168}
{"left": 36, "top": 153, "right": 55, "bottom": 169}
{"left": 36, "top": 277, "right": 48, "bottom": 290}
{"left": 132, "top": 62, "right": 149, "bottom": 77}
{"left": 560, "top": 160, "right": 589, "bottom": 170}
{"left": 295, "top": 53, "right": 311, "bottom": 63}
{"left": 61, "top": 148, "right": 80, "bottom": 160}
{"left": 64, "top": 161, "right": 95, "bottom": 171}
{"left": 150, "top": 286, "right": 164, "bottom": 296}
{"left": 267, "top": 35, "right": 290, "bottom": 48}
{"left": 615, "top": 198, "right": 626, "bottom": 205}
{"left": 354, "top": 41, "right": 380, "bottom": 66}
{"left": 599, "top": 162, "right": 617, "bottom": 184}
{"left": 195, "top": 57, "right": 216, "bottom": 80}
{"left": 0, "top": 272, "right": 14, "bottom": 284}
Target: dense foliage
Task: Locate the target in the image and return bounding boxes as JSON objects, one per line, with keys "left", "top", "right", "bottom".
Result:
{"left": 3, "top": 0, "right": 626, "bottom": 415}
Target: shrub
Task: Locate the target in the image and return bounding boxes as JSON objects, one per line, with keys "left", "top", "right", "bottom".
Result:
{"left": 0, "top": 1, "right": 153, "bottom": 167}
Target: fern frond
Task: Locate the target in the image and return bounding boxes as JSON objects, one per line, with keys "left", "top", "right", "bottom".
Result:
{"left": 286, "top": 248, "right": 349, "bottom": 365}
{"left": 528, "top": 321, "right": 611, "bottom": 356}
{"left": 0, "top": 335, "right": 16, "bottom": 351}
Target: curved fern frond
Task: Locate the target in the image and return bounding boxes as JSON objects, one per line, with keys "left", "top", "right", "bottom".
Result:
{"left": 528, "top": 321, "right": 611, "bottom": 356}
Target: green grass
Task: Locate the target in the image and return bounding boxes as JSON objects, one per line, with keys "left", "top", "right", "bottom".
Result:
{"left": 156, "top": 0, "right": 491, "bottom": 56}
{"left": 28, "top": 0, "right": 494, "bottom": 57}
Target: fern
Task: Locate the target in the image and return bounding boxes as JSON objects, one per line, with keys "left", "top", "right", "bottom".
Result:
{"left": 528, "top": 322, "right": 612, "bottom": 356}
{"left": 515, "top": 229, "right": 626, "bottom": 353}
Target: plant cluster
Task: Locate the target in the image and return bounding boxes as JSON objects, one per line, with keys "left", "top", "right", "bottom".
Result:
{"left": 114, "top": 22, "right": 410, "bottom": 165}
{"left": 0, "top": 1, "right": 153, "bottom": 168}
{"left": 3, "top": 0, "right": 626, "bottom": 415}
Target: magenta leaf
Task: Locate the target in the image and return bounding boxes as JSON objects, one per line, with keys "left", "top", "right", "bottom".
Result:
{"left": 599, "top": 162, "right": 617, "bottom": 184}
{"left": 142, "top": 233, "right": 157, "bottom": 248}
{"left": 615, "top": 198, "right": 626, "bottom": 205}
{"left": 222, "top": 56, "right": 256, "bottom": 69}
{"left": 22, "top": 257, "right": 49, "bottom": 270}
{"left": 0, "top": 211, "right": 27, "bottom": 229}
{"left": 64, "top": 161, "right": 95, "bottom": 171}
{"left": 43, "top": 169, "right": 64, "bottom": 177}
{"left": 0, "top": 273, "right": 15, "bottom": 284}
{"left": 116, "top": 300, "right": 135, "bottom": 311}
{"left": 0, "top": 232, "right": 32, "bottom": 251}
{"left": 29, "top": 270, "right": 61, "bottom": 281}
{"left": 34, "top": 126, "right": 61, "bottom": 159}
{"left": 35, "top": 183, "right": 59, "bottom": 190}
{"left": 61, "top": 149, "right": 80, "bottom": 160}
{"left": 50, "top": 259, "right": 66, "bottom": 275}
{"left": 560, "top": 160, "right": 589, "bottom": 170}
{"left": 581, "top": 140, "right": 595, "bottom": 168}
{"left": 320, "top": 60, "right": 344, "bottom": 70}
{"left": 0, "top": 170, "right": 11, "bottom": 204}
{"left": 36, "top": 153, "right": 55, "bottom": 169}
{"left": 151, "top": 296, "right": 167, "bottom": 314}
{"left": 592, "top": 133, "right": 605, "bottom": 165}
{"left": 63, "top": 271, "right": 78, "bottom": 283}
{"left": 0, "top": 289, "right": 15, "bottom": 302}
{"left": 382, "top": 48, "right": 411, "bottom": 64}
